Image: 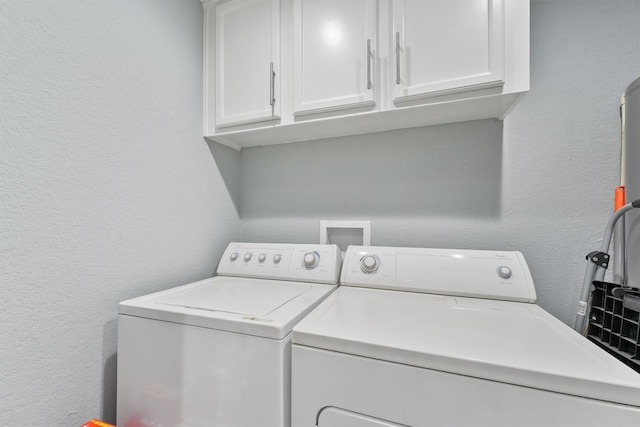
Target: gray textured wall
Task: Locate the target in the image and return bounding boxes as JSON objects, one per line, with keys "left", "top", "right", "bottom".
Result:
{"left": 0, "top": 0, "right": 239, "bottom": 425}
{"left": 239, "top": 0, "right": 640, "bottom": 326}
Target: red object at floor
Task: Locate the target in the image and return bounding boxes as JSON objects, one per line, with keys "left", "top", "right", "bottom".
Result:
{"left": 81, "top": 420, "right": 116, "bottom": 427}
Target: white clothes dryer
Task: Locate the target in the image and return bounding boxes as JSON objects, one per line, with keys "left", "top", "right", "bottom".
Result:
{"left": 117, "top": 242, "right": 341, "bottom": 427}
{"left": 291, "top": 245, "right": 640, "bottom": 427}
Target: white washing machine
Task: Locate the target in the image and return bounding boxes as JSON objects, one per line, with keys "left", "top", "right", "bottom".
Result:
{"left": 291, "top": 245, "right": 640, "bottom": 427}
{"left": 117, "top": 242, "right": 341, "bottom": 427}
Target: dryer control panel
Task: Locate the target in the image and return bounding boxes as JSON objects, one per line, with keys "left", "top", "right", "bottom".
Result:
{"left": 217, "top": 242, "right": 342, "bottom": 285}
{"left": 341, "top": 246, "right": 536, "bottom": 303}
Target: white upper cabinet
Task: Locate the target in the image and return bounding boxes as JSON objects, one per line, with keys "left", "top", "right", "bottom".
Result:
{"left": 202, "top": 0, "right": 529, "bottom": 150}
{"left": 293, "top": 0, "right": 377, "bottom": 116}
{"left": 392, "top": 0, "right": 504, "bottom": 104}
{"left": 205, "top": 0, "right": 280, "bottom": 129}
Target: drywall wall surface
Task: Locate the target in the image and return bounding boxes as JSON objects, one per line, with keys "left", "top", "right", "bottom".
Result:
{"left": 0, "top": 1, "right": 239, "bottom": 425}
{"left": 240, "top": 0, "right": 640, "bottom": 326}
{"left": 241, "top": 120, "right": 504, "bottom": 218}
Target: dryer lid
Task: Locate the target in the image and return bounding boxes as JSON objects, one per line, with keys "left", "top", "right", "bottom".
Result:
{"left": 293, "top": 286, "right": 640, "bottom": 407}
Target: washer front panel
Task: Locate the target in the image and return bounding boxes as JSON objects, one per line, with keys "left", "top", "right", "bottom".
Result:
{"left": 117, "top": 315, "right": 289, "bottom": 427}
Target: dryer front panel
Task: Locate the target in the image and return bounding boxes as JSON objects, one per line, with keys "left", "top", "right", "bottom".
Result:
{"left": 292, "top": 345, "right": 640, "bottom": 427}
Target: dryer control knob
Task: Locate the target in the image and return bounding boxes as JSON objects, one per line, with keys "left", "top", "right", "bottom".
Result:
{"left": 273, "top": 254, "right": 282, "bottom": 264}
{"left": 361, "top": 255, "right": 380, "bottom": 274}
{"left": 244, "top": 253, "right": 253, "bottom": 262}
{"left": 230, "top": 252, "right": 239, "bottom": 262}
{"left": 258, "top": 253, "right": 266, "bottom": 263}
{"left": 303, "top": 252, "right": 320, "bottom": 269}
{"left": 497, "top": 266, "right": 512, "bottom": 280}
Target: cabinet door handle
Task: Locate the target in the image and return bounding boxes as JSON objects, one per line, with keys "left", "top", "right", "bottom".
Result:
{"left": 395, "top": 32, "right": 401, "bottom": 85}
{"left": 270, "top": 62, "right": 275, "bottom": 107}
{"left": 366, "top": 39, "right": 372, "bottom": 90}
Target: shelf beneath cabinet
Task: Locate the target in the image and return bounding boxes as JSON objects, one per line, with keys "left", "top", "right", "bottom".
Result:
{"left": 206, "top": 92, "right": 524, "bottom": 151}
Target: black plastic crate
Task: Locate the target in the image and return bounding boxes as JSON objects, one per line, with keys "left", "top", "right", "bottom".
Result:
{"left": 587, "top": 281, "right": 640, "bottom": 373}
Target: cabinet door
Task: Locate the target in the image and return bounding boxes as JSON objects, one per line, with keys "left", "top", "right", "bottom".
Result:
{"left": 215, "top": 0, "right": 280, "bottom": 127}
{"left": 392, "top": 0, "right": 504, "bottom": 104}
{"left": 293, "top": 0, "right": 376, "bottom": 116}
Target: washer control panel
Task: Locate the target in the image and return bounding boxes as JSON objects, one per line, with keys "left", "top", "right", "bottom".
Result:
{"left": 217, "top": 242, "right": 342, "bottom": 284}
{"left": 341, "top": 246, "right": 537, "bottom": 303}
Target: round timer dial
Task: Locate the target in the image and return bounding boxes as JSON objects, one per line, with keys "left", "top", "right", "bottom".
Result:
{"left": 303, "top": 252, "right": 320, "bottom": 269}
{"left": 497, "top": 266, "right": 513, "bottom": 280}
{"left": 361, "top": 254, "right": 380, "bottom": 274}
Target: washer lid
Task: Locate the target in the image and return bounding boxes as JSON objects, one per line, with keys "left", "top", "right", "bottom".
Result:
{"left": 119, "top": 276, "right": 337, "bottom": 339}
{"left": 292, "top": 287, "right": 640, "bottom": 407}
{"left": 154, "top": 278, "right": 308, "bottom": 316}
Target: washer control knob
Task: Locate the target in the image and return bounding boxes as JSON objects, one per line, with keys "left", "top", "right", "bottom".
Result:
{"left": 303, "top": 251, "right": 320, "bottom": 269}
{"left": 273, "top": 254, "right": 282, "bottom": 264}
{"left": 230, "top": 252, "right": 239, "bottom": 262}
{"left": 243, "top": 253, "right": 253, "bottom": 262}
{"left": 497, "top": 266, "right": 512, "bottom": 280}
{"left": 258, "top": 253, "right": 266, "bottom": 263}
{"left": 361, "top": 255, "right": 380, "bottom": 274}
